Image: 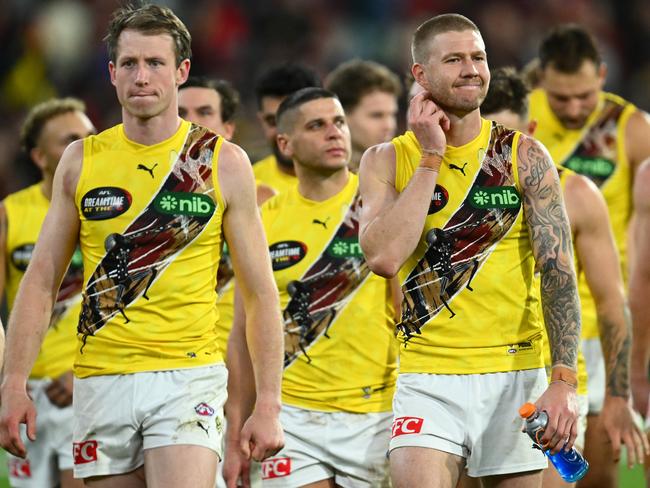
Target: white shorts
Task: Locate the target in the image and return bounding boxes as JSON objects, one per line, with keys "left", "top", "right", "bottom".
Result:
{"left": 261, "top": 404, "right": 391, "bottom": 488}
{"left": 390, "top": 370, "right": 548, "bottom": 478}
{"left": 7, "top": 379, "right": 74, "bottom": 488}
{"left": 72, "top": 364, "right": 227, "bottom": 479}
{"left": 582, "top": 338, "right": 605, "bottom": 414}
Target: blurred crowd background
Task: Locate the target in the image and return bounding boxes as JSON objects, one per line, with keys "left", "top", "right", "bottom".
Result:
{"left": 1, "top": 0, "right": 649, "bottom": 197}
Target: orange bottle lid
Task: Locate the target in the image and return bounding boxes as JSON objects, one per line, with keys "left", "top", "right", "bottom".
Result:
{"left": 519, "top": 402, "right": 537, "bottom": 418}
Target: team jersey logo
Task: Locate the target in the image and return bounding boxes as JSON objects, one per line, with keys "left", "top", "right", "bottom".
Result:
{"left": 564, "top": 156, "right": 615, "bottom": 180}
{"left": 469, "top": 186, "right": 521, "bottom": 209}
{"left": 428, "top": 184, "right": 449, "bottom": 214}
{"left": 73, "top": 440, "right": 98, "bottom": 464}
{"left": 270, "top": 241, "right": 307, "bottom": 271}
{"left": 262, "top": 457, "right": 292, "bottom": 479}
{"left": 10, "top": 243, "right": 34, "bottom": 271}
{"left": 81, "top": 187, "right": 132, "bottom": 220}
{"left": 326, "top": 237, "right": 363, "bottom": 258}
{"left": 392, "top": 417, "right": 424, "bottom": 437}
{"left": 154, "top": 192, "right": 215, "bottom": 217}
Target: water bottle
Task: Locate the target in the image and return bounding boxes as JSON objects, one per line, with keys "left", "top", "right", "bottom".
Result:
{"left": 519, "top": 402, "right": 589, "bottom": 483}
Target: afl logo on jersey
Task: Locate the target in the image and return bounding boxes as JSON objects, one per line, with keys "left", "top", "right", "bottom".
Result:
{"left": 81, "top": 187, "right": 132, "bottom": 220}
{"left": 428, "top": 184, "right": 448, "bottom": 214}
{"left": 269, "top": 241, "right": 307, "bottom": 271}
{"left": 10, "top": 243, "right": 34, "bottom": 271}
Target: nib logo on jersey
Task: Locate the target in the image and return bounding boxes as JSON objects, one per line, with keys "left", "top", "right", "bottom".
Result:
{"left": 470, "top": 186, "right": 521, "bottom": 209}
{"left": 564, "top": 155, "right": 615, "bottom": 180}
{"left": 154, "top": 192, "right": 215, "bottom": 217}
{"left": 326, "top": 237, "right": 364, "bottom": 258}
{"left": 262, "top": 457, "right": 292, "bottom": 479}
{"left": 269, "top": 241, "right": 307, "bottom": 270}
{"left": 82, "top": 187, "right": 132, "bottom": 220}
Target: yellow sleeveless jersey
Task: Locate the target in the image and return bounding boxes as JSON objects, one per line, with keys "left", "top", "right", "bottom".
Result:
{"left": 538, "top": 168, "right": 588, "bottom": 395}
{"left": 74, "top": 121, "right": 226, "bottom": 377}
{"left": 3, "top": 183, "right": 82, "bottom": 379}
{"left": 394, "top": 120, "right": 544, "bottom": 374}
{"left": 530, "top": 89, "right": 635, "bottom": 340}
{"left": 262, "top": 174, "right": 397, "bottom": 412}
{"left": 252, "top": 154, "right": 296, "bottom": 195}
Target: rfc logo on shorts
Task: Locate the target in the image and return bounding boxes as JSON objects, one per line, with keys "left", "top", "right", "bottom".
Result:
{"left": 469, "top": 186, "right": 521, "bottom": 209}
{"left": 392, "top": 416, "right": 424, "bottom": 437}
{"left": 81, "top": 187, "right": 132, "bottom": 220}
{"left": 428, "top": 184, "right": 449, "bottom": 214}
{"left": 154, "top": 192, "right": 215, "bottom": 217}
{"left": 194, "top": 402, "right": 215, "bottom": 416}
{"left": 73, "top": 440, "right": 98, "bottom": 464}
{"left": 8, "top": 458, "right": 31, "bottom": 478}
{"left": 261, "top": 457, "right": 292, "bottom": 479}
{"left": 269, "top": 241, "right": 307, "bottom": 270}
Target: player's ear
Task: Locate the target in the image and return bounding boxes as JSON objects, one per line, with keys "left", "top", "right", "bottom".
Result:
{"left": 527, "top": 119, "right": 538, "bottom": 136}
{"left": 276, "top": 133, "right": 292, "bottom": 160}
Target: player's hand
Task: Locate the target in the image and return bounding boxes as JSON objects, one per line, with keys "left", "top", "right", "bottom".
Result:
{"left": 223, "top": 437, "right": 253, "bottom": 488}
{"left": 601, "top": 394, "right": 650, "bottom": 468}
{"left": 534, "top": 381, "right": 579, "bottom": 454}
{"left": 407, "top": 91, "right": 450, "bottom": 157}
{"left": 239, "top": 403, "right": 284, "bottom": 462}
{"left": 45, "top": 371, "right": 74, "bottom": 408}
{"left": 0, "top": 386, "right": 37, "bottom": 458}
{"left": 631, "top": 372, "right": 650, "bottom": 418}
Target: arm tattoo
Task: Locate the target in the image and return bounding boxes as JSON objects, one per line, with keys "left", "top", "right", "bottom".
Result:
{"left": 600, "top": 308, "right": 632, "bottom": 397}
{"left": 518, "top": 139, "right": 580, "bottom": 370}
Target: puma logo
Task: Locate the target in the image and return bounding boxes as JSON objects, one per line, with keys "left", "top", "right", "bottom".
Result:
{"left": 137, "top": 163, "right": 158, "bottom": 178}
{"left": 312, "top": 217, "right": 330, "bottom": 229}
{"left": 449, "top": 162, "right": 468, "bottom": 176}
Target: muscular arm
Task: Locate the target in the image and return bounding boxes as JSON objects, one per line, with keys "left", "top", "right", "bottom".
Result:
{"left": 519, "top": 136, "right": 580, "bottom": 373}
{"left": 219, "top": 141, "right": 283, "bottom": 460}
{"left": 0, "top": 141, "right": 81, "bottom": 456}
{"left": 565, "top": 175, "right": 631, "bottom": 398}
{"left": 630, "top": 159, "right": 650, "bottom": 416}
{"left": 358, "top": 144, "right": 438, "bottom": 277}
{"left": 518, "top": 135, "right": 580, "bottom": 452}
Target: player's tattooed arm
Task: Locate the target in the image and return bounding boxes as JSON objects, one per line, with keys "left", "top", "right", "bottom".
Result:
{"left": 517, "top": 135, "right": 580, "bottom": 373}
{"left": 601, "top": 313, "right": 632, "bottom": 397}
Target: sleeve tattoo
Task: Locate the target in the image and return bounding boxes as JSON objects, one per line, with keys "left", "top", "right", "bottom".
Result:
{"left": 518, "top": 139, "right": 580, "bottom": 370}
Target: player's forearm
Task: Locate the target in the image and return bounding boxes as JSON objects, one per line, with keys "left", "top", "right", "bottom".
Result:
{"left": 361, "top": 167, "right": 439, "bottom": 277}
{"left": 245, "top": 292, "right": 283, "bottom": 410}
{"left": 596, "top": 304, "right": 632, "bottom": 398}
{"left": 630, "top": 275, "right": 650, "bottom": 382}
{"left": 225, "top": 317, "right": 257, "bottom": 442}
{"left": 540, "top": 267, "right": 581, "bottom": 373}
{"left": 1, "top": 276, "right": 55, "bottom": 388}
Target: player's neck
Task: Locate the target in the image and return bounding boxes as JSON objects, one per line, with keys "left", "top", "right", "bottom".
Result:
{"left": 39, "top": 177, "right": 53, "bottom": 201}
{"left": 444, "top": 109, "right": 483, "bottom": 148}
{"left": 296, "top": 166, "right": 349, "bottom": 202}
{"left": 349, "top": 146, "right": 364, "bottom": 173}
{"left": 122, "top": 109, "right": 182, "bottom": 146}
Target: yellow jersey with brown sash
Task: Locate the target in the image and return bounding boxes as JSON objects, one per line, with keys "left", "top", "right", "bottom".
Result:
{"left": 262, "top": 174, "right": 397, "bottom": 412}
{"left": 3, "top": 183, "right": 82, "bottom": 379}
{"left": 74, "top": 121, "right": 226, "bottom": 377}
{"left": 530, "top": 89, "right": 635, "bottom": 340}
{"left": 393, "top": 119, "right": 544, "bottom": 374}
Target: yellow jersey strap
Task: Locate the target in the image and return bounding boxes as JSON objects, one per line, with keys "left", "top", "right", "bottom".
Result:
{"left": 78, "top": 125, "right": 221, "bottom": 344}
